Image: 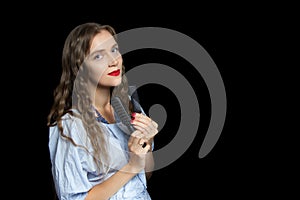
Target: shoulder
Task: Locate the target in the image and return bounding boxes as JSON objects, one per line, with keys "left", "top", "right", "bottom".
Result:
{"left": 49, "top": 110, "right": 88, "bottom": 147}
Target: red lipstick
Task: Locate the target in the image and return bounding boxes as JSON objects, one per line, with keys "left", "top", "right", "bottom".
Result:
{"left": 108, "top": 69, "right": 120, "bottom": 76}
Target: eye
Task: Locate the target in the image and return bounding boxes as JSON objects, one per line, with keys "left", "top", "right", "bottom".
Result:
{"left": 112, "top": 46, "right": 119, "bottom": 53}
{"left": 94, "top": 53, "right": 103, "bottom": 60}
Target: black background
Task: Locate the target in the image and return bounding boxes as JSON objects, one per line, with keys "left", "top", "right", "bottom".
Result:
{"left": 4, "top": 4, "right": 296, "bottom": 199}
{"left": 41, "top": 16, "right": 238, "bottom": 199}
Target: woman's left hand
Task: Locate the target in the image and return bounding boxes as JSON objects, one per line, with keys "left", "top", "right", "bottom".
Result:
{"left": 130, "top": 112, "right": 158, "bottom": 143}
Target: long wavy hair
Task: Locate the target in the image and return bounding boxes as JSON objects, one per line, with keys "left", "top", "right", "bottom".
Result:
{"left": 47, "top": 22, "right": 132, "bottom": 173}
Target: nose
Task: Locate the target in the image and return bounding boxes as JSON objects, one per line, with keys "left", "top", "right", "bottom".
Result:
{"left": 108, "top": 53, "right": 119, "bottom": 67}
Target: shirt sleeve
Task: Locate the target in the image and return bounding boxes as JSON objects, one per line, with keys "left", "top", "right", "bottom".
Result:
{"left": 49, "top": 118, "right": 93, "bottom": 200}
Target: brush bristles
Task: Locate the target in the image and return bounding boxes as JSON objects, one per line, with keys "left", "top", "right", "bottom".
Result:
{"left": 111, "top": 96, "right": 135, "bottom": 134}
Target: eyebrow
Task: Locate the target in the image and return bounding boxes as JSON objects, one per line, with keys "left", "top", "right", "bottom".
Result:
{"left": 89, "top": 43, "right": 119, "bottom": 56}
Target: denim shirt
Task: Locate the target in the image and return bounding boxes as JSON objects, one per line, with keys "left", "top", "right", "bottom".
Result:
{"left": 48, "top": 102, "right": 153, "bottom": 200}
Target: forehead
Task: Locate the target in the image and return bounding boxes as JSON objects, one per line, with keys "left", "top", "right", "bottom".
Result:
{"left": 90, "top": 29, "right": 117, "bottom": 51}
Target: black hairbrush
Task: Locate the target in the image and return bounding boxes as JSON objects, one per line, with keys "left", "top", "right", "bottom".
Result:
{"left": 111, "top": 96, "right": 135, "bottom": 135}
{"left": 128, "top": 85, "right": 142, "bottom": 113}
{"left": 111, "top": 96, "right": 147, "bottom": 148}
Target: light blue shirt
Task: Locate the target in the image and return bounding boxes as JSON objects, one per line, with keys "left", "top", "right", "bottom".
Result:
{"left": 48, "top": 109, "right": 153, "bottom": 200}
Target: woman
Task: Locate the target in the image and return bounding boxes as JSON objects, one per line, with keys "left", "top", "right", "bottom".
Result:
{"left": 47, "top": 22, "right": 158, "bottom": 200}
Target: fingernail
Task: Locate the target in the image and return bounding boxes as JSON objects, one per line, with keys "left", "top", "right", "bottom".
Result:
{"left": 131, "top": 112, "right": 136, "bottom": 117}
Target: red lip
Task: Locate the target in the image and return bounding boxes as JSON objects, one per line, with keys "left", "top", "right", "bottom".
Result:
{"left": 108, "top": 69, "right": 120, "bottom": 76}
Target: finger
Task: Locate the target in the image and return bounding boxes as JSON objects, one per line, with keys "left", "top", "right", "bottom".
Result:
{"left": 131, "top": 118, "right": 156, "bottom": 134}
{"left": 134, "top": 114, "right": 159, "bottom": 131}
{"left": 133, "top": 131, "right": 144, "bottom": 139}
{"left": 151, "top": 120, "right": 159, "bottom": 129}
{"left": 141, "top": 143, "right": 151, "bottom": 153}
{"left": 139, "top": 138, "right": 147, "bottom": 146}
{"left": 134, "top": 123, "right": 158, "bottom": 139}
{"left": 131, "top": 129, "right": 144, "bottom": 137}
{"left": 133, "top": 113, "right": 152, "bottom": 125}
{"left": 132, "top": 124, "right": 152, "bottom": 136}
{"left": 128, "top": 130, "right": 142, "bottom": 144}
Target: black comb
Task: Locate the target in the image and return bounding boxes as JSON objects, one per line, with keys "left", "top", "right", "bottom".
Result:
{"left": 111, "top": 96, "right": 135, "bottom": 135}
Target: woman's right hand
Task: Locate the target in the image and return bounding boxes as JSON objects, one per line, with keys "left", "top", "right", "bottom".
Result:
{"left": 127, "top": 130, "right": 151, "bottom": 173}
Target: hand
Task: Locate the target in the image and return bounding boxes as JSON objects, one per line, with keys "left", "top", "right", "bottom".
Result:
{"left": 130, "top": 112, "right": 159, "bottom": 145}
{"left": 127, "top": 130, "right": 151, "bottom": 173}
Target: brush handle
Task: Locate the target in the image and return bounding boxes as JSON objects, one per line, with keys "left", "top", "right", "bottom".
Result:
{"left": 129, "top": 85, "right": 142, "bottom": 113}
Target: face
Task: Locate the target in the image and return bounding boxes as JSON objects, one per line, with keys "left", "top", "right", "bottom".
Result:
{"left": 83, "top": 29, "right": 123, "bottom": 88}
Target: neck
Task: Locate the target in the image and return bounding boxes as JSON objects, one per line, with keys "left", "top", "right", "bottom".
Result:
{"left": 93, "top": 85, "right": 112, "bottom": 110}
{"left": 92, "top": 85, "right": 116, "bottom": 123}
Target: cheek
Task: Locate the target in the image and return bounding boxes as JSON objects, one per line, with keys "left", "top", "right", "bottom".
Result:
{"left": 119, "top": 56, "right": 123, "bottom": 63}
{"left": 90, "top": 66, "right": 108, "bottom": 83}
{"left": 119, "top": 58, "right": 123, "bottom": 72}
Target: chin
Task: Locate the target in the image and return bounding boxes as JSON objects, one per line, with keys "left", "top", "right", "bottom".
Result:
{"left": 115, "top": 80, "right": 122, "bottom": 86}
{"left": 107, "top": 79, "right": 122, "bottom": 87}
